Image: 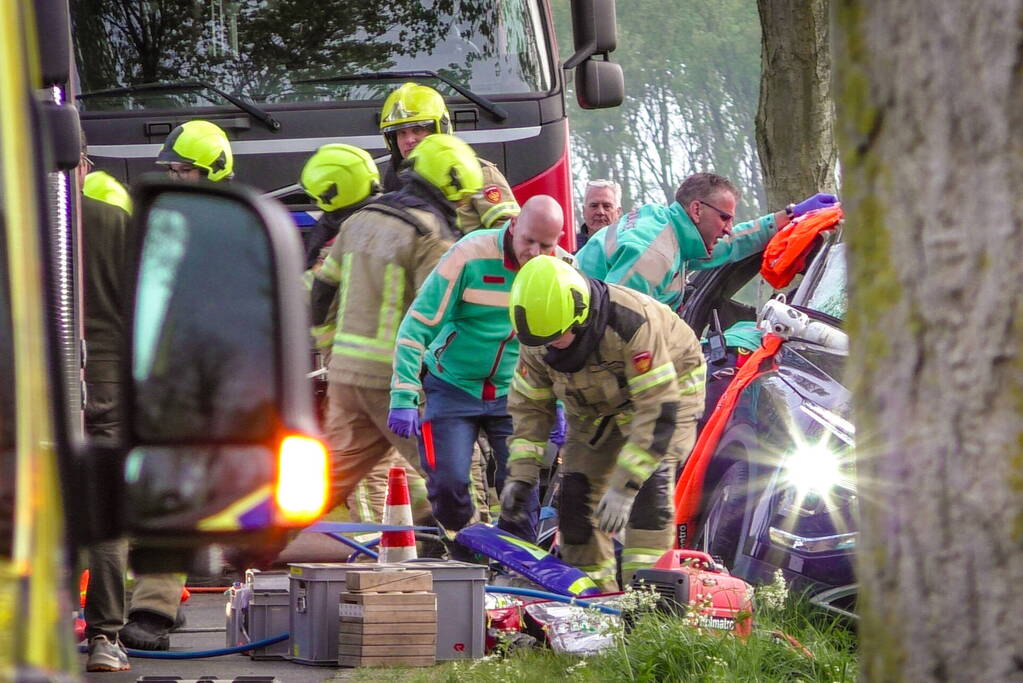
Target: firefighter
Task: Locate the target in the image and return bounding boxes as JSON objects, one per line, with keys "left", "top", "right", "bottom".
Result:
{"left": 575, "top": 172, "right": 837, "bottom": 311}
{"left": 501, "top": 255, "right": 706, "bottom": 591}
{"left": 310, "top": 135, "right": 483, "bottom": 522}
{"left": 78, "top": 144, "right": 133, "bottom": 672}
{"left": 387, "top": 195, "right": 571, "bottom": 557}
{"left": 379, "top": 82, "right": 520, "bottom": 234}
{"left": 119, "top": 119, "right": 234, "bottom": 651}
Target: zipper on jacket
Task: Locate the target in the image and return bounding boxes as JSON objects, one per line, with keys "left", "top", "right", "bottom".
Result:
{"left": 433, "top": 330, "right": 457, "bottom": 373}
{"left": 481, "top": 331, "right": 515, "bottom": 401}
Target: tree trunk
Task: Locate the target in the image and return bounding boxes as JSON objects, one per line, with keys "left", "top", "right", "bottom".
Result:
{"left": 756, "top": 0, "right": 837, "bottom": 208}
{"left": 833, "top": 1, "right": 1023, "bottom": 680}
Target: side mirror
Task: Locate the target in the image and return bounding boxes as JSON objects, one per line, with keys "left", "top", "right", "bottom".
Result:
{"left": 34, "top": 0, "right": 72, "bottom": 86}
{"left": 564, "top": 0, "right": 618, "bottom": 70}
{"left": 122, "top": 179, "right": 327, "bottom": 555}
{"left": 576, "top": 59, "right": 624, "bottom": 110}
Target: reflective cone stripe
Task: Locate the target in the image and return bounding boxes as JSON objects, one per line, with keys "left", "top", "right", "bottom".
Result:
{"left": 379, "top": 467, "right": 417, "bottom": 562}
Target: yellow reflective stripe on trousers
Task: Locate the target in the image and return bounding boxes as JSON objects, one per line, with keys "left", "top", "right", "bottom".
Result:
{"left": 628, "top": 361, "right": 675, "bottom": 394}
{"left": 567, "top": 575, "right": 599, "bottom": 596}
{"left": 578, "top": 557, "right": 617, "bottom": 583}
{"left": 333, "top": 255, "right": 405, "bottom": 363}
{"left": 621, "top": 547, "right": 666, "bottom": 573}
{"left": 507, "top": 438, "right": 547, "bottom": 465}
{"left": 678, "top": 362, "right": 707, "bottom": 396}
{"left": 619, "top": 442, "right": 658, "bottom": 481}
{"left": 511, "top": 372, "right": 553, "bottom": 401}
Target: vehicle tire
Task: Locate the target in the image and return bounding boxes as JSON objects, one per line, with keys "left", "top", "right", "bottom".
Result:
{"left": 698, "top": 459, "right": 749, "bottom": 570}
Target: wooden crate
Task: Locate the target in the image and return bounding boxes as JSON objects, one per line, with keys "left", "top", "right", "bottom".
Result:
{"left": 338, "top": 589, "right": 438, "bottom": 668}
{"left": 345, "top": 569, "right": 432, "bottom": 593}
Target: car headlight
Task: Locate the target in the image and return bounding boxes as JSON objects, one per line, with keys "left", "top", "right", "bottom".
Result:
{"left": 784, "top": 443, "right": 842, "bottom": 495}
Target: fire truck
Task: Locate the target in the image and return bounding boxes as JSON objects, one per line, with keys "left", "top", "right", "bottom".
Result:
{"left": 72, "top": 0, "right": 625, "bottom": 250}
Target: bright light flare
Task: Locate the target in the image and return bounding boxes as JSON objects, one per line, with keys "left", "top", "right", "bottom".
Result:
{"left": 784, "top": 443, "right": 841, "bottom": 495}
{"left": 275, "top": 435, "right": 329, "bottom": 525}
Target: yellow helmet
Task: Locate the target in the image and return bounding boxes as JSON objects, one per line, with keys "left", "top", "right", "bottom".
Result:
{"left": 300, "top": 144, "right": 380, "bottom": 212}
{"left": 379, "top": 82, "right": 452, "bottom": 155}
{"left": 155, "top": 120, "right": 233, "bottom": 182}
{"left": 406, "top": 133, "right": 483, "bottom": 202}
{"left": 509, "top": 255, "right": 590, "bottom": 346}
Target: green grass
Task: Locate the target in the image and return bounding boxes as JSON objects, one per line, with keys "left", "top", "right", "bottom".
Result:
{"left": 346, "top": 587, "right": 857, "bottom": 682}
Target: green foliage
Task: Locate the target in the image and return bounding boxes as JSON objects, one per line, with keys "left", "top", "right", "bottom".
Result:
{"left": 552, "top": 1, "right": 764, "bottom": 214}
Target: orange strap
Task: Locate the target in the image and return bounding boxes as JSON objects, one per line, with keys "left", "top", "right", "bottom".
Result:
{"left": 760, "top": 206, "right": 843, "bottom": 289}
{"left": 673, "top": 334, "right": 783, "bottom": 547}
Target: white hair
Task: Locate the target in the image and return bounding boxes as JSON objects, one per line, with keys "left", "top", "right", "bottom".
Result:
{"left": 584, "top": 179, "right": 622, "bottom": 207}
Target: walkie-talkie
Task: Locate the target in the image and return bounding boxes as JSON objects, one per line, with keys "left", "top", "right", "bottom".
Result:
{"left": 706, "top": 309, "right": 727, "bottom": 365}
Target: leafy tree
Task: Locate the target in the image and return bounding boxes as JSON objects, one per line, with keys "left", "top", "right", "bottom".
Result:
{"left": 552, "top": 1, "right": 764, "bottom": 215}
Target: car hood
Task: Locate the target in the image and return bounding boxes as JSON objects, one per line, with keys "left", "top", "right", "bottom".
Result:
{"left": 775, "top": 343, "right": 852, "bottom": 420}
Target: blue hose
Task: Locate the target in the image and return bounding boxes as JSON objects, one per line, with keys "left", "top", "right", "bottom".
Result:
{"left": 79, "top": 633, "right": 289, "bottom": 659}
{"left": 484, "top": 585, "right": 622, "bottom": 616}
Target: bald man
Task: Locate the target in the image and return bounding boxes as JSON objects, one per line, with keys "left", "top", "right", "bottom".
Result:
{"left": 390, "top": 195, "right": 574, "bottom": 555}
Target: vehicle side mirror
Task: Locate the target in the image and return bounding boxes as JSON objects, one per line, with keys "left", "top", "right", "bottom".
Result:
{"left": 566, "top": 0, "right": 618, "bottom": 67}
{"left": 121, "top": 179, "right": 327, "bottom": 556}
{"left": 576, "top": 59, "right": 624, "bottom": 109}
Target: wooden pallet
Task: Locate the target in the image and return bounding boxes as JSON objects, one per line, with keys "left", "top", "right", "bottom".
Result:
{"left": 338, "top": 584, "right": 438, "bottom": 668}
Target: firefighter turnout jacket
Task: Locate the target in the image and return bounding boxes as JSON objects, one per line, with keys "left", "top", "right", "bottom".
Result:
{"left": 390, "top": 223, "right": 573, "bottom": 410}
{"left": 507, "top": 282, "right": 707, "bottom": 494}
{"left": 576, "top": 201, "right": 778, "bottom": 311}
{"left": 311, "top": 201, "right": 452, "bottom": 389}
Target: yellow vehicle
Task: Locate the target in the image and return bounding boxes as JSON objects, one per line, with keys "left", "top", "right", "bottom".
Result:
{"left": 1, "top": 2, "right": 328, "bottom": 679}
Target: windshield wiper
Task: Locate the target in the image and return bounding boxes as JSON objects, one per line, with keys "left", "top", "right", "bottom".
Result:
{"left": 77, "top": 80, "right": 281, "bottom": 133}
{"left": 295, "top": 70, "right": 508, "bottom": 122}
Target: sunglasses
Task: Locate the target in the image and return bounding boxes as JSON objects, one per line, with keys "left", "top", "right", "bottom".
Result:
{"left": 699, "top": 199, "right": 734, "bottom": 222}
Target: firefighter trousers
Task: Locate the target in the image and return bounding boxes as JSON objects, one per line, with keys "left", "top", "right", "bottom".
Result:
{"left": 325, "top": 381, "right": 432, "bottom": 523}
{"left": 559, "top": 411, "right": 696, "bottom": 592}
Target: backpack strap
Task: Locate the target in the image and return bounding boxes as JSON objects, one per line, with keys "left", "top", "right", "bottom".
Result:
{"left": 360, "top": 202, "right": 431, "bottom": 236}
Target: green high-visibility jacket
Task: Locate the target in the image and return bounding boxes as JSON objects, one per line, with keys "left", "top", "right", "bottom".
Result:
{"left": 390, "top": 223, "right": 574, "bottom": 409}
{"left": 575, "top": 201, "right": 778, "bottom": 311}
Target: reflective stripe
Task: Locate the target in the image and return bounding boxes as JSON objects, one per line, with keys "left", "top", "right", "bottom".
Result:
{"left": 619, "top": 443, "right": 658, "bottom": 481}
{"left": 197, "top": 485, "right": 272, "bottom": 531}
{"left": 678, "top": 363, "right": 708, "bottom": 396}
{"left": 480, "top": 201, "right": 519, "bottom": 227}
{"left": 318, "top": 255, "right": 342, "bottom": 282}
{"left": 508, "top": 438, "right": 546, "bottom": 465}
{"left": 621, "top": 547, "right": 666, "bottom": 573}
{"left": 628, "top": 361, "right": 675, "bottom": 394}
{"left": 333, "top": 255, "right": 405, "bottom": 364}
{"left": 462, "top": 287, "right": 510, "bottom": 307}
{"left": 511, "top": 372, "right": 554, "bottom": 401}
{"left": 567, "top": 575, "right": 599, "bottom": 596}
{"left": 578, "top": 558, "right": 617, "bottom": 582}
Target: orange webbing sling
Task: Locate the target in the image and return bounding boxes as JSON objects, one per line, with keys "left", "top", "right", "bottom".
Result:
{"left": 760, "top": 205, "right": 843, "bottom": 289}
{"left": 673, "top": 333, "right": 783, "bottom": 548}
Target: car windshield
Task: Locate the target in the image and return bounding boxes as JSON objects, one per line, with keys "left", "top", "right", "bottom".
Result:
{"left": 72, "top": 0, "right": 553, "bottom": 110}
{"left": 803, "top": 242, "right": 847, "bottom": 320}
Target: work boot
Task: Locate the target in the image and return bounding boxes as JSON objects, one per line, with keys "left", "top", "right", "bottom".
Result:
{"left": 119, "top": 610, "right": 173, "bottom": 651}
{"left": 86, "top": 634, "right": 130, "bottom": 672}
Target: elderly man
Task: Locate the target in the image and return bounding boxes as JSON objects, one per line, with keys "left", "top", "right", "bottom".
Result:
{"left": 576, "top": 179, "right": 623, "bottom": 251}
{"left": 576, "top": 172, "right": 837, "bottom": 311}
{"left": 388, "top": 195, "right": 573, "bottom": 557}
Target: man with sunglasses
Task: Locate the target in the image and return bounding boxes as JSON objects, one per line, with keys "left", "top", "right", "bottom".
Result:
{"left": 575, "top": 172, "right": 836, "bottom": 312}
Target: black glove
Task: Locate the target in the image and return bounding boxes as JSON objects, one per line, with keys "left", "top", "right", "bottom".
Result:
{"left": 499, "top": 480, "right": 533, "bottom": 528}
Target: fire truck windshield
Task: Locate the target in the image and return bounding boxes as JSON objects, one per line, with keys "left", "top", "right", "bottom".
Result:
{"left": 71, "top": 0, "right": 554, "bottom": 111}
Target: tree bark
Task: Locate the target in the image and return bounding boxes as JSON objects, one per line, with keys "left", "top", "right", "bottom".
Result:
{"left": 756, "top": 0, "right": 837, "bottom": 208}
{"left": 833, "top": 1, "right": 1023, "bottom": 680}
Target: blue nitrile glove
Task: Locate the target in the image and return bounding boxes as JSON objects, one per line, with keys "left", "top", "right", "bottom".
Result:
{"left": 791, "top": 192, "right": 838, "bottom": 218}
{"left": 549, "top": 405, "right": 567, "bottom": 446}
{"left": 387, "top": 408, "right": 421, "bottom": 438}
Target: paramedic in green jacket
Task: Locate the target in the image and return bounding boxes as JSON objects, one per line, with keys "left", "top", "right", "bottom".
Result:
{"left": 575, "top": 172, "right": 837, "bottom": 311}
{"left": 387, "top": 195, "right": 572, "bottom": 551}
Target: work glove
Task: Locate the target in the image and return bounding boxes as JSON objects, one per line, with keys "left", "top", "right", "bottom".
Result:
{"left": 387, "top": 408, "right": 421, "bottom": 439}
{"left": 595, "top": 487, "right": 637, "bottom": 534}
{"left": 499, "top": 480, "right": 533, "bottom": 528}
{"left": 549, "top": 405, "right": 567, "bottom": 447}
{"left": 790, "top": 192, "right": 838, "bottom": 218}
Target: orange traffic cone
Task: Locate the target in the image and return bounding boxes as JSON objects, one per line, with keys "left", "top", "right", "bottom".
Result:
{"left": 379, "top": 467, "right": 417, "bottom": 563}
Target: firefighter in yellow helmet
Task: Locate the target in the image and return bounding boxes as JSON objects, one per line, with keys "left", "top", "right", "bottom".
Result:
{"left": 300, "top": 143, "right": 432, "bottom": 528}
{"left": 309, "top": 136, "right": 484, "bottom": 538}
{"left": 120, "top": 119, "right": 237, "bottom": 652}
{"left": 379, "top": 82, "right": 519, "bottom": 233}
{"left": 155, "top": 119, "right": 234, "bottom": 182}
{"left": 502, "top": 256, "right": 706, "bottom": 591}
